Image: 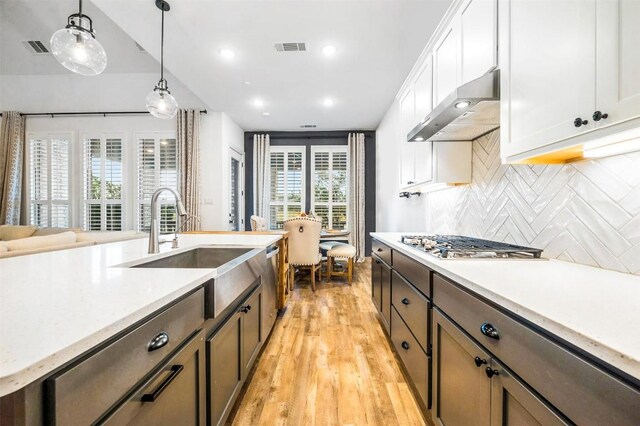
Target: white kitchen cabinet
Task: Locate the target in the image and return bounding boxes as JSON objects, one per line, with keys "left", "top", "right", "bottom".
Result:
{"left": 460, "top": 0, "right": 497, "bottom": 85}
{"left": 413, "top": 57, "right": 435, "bottom": 184}
{"left": 500, "top": 0, "right": 640, "bottom": 163}
{"left": 499, "top": 0, "right": 597, "bottom": 161}
{"left": 399, "top": 88, "right": 417, "bottom": 186}
{"left": 433, "top": 22, "right": 460, "bottom": 107}
{"left": 596, "top": 0, "right": 640, "bottom": 128}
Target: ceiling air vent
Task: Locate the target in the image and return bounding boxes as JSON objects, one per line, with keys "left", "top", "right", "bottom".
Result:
{"left": 275, "top": 42, "right": 307, "bottom": 52}
{"left": 23, "top": 41, "right": 49, "bottom": 54}
{"left": 134, "top": 42, "right": 147, "bottom": 53}
{"left": 300, "top": 124, "right": 317, "bottom": 128}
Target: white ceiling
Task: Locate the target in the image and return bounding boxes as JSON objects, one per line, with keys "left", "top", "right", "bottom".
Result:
{"left": 0, "top": 0, "right": 158, "bottom": 75}
{"left": 92, "top": 0, "right": 453, "bottom": 131}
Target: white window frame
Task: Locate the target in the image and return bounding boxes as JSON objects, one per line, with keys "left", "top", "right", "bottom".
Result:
{"left": 81, "top": 133, "right": 127, "bottom": 231}
{"left": 134, "top": 132, "right": 179, "bottom": 233}
{"left": 310, "top": 145, "right": 349, "bottom": 230}
{"left": 25, "top": 132, "right": 73, "bottom": 228}
{"left": 269, "top": 146, "right": 306, "bottom": 229}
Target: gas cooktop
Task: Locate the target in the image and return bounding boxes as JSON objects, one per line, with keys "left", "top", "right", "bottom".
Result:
{"left": 400, "top": 235, "right": 543, "bottom": 259}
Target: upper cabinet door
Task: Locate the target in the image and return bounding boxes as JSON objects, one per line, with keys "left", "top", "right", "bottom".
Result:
{"left": 460, "top": 0, "right": 498, "bottom": 84}
{"left": 500, "top": 0, "right": 597, "bottom": 159}
{"left": 399, "top": 88, "right": 416, "bottom": 186}
{"left": 414, "top": 55, "right": 434, "bottom": 124}
{"left": 596, "top": 0, "right": 640, "bottom": 128}
{"left": 433, "top": 22, "right": 460, "bottom": 106}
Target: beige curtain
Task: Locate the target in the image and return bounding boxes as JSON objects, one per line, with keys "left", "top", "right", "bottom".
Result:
{"left": 253, "top": 134, "right": 270, "bottom": 226}
{"left": 348, "top": 133, "right": 365, "bottom": 262}
{"left": 0, "top": 112, "right": 26, "bottom": 225}
{"left": 177, "top": 109, "right": 201, "bottom": 231}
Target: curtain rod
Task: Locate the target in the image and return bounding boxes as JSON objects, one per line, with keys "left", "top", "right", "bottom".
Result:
{"left": 0, "top": 110, "right": 207, "bottom": 118}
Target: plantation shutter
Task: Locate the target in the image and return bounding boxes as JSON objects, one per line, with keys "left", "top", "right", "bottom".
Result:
{"left": 28, "top": 134, "right": 70, "bottom": 227}
{"left": 268, "top": 148, "right": 305, "bottom": 229}
{"left": 82, "top": 135, "right": 124, "bottom": 231}
{"left": 136, "top": 135, "right": 178, "bottom": 232}
{"left": 311, "top": 147, "right": 348, "bottom": 230}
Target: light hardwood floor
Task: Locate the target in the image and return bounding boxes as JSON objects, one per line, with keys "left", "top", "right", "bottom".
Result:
{"left": 229, "top": 258, "right": 426, "bottom": 426}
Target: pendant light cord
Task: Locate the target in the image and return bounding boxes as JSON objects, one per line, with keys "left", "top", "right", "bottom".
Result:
{"left": 160, "top": 6, "right": 165, "bottom": 82}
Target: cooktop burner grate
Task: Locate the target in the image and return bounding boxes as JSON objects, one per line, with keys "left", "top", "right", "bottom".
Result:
{"left": 400, "top": 235, "right": 543, "bottom": 259}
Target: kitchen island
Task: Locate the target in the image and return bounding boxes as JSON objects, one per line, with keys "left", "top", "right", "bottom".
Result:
{"left": 0, "top": 233, "right": 281, "bottom": 425}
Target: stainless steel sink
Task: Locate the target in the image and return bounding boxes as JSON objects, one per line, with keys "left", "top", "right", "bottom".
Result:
{"left": 132, "top": 247, "right": 254, "bottom": 269}
{"left": 128, "top": 246, "right": 266, "bottom": 319}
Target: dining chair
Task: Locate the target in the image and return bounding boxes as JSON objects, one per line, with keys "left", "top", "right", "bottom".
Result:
{"left": 283, "top": 216, "right": 322, "bottom": 291}
{"left": 250, "top": 215, "right": 268, "bottom": 231}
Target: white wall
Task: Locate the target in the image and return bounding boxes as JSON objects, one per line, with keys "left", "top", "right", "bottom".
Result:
{"left": 375, "top": 99, "right": 429, "bottom": 232}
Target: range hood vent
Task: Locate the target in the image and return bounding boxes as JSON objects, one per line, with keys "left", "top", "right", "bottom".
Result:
{"left": 408, "top": 69, "right": 500, "bottom": 143}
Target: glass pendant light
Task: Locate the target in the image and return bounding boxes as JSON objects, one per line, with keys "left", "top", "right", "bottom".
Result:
{"left": 50, "top": 0, "right": 107, "bottom": 76}
{"left": 146, "top": 0, "right": 178, "bottom": 119}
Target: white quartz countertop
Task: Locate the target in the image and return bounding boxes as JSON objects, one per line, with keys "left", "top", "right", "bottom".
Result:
{"left": 0, "top": 233, "right": 281, "bottom": 397}
{"left": 371, "top": 232, "right": 640, "bottom": 382}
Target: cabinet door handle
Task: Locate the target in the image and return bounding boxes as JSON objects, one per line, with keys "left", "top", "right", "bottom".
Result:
{"left": 573, "top": 117, "right": 588, "bottom": 127}
{"left": 401, "top": 341, "right": 410, "bottom": 350}
{"left": 375, "top": 260, "right": 381, "bottom": 264}
{"left": 474, "top": 356, "right": 488, "bottom": 367}
{"left": 377, "top": 248, "right": 383, "bottom": 252}
{"left": 593, "top": 111, "right": 609, "bottom": 121}
{"left": 401, "top": 298, "right": 410, "bottom": 305}
{"left": 480, "top": 322, "right": 500, "bottom": 340}
{"left": 141, "top": 365, "right": 184, "bottom": 402}
{"left": 485, "top": 367, "right": 500, "bottom": 378}
{"left": 148, "top": 332, "right": 169, "bottom": 352}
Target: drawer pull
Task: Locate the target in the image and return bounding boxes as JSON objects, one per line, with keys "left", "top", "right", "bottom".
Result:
{"left": 401, "top": 341, "right": 410, "bottom": 350}
{"left": 375, "top": 260, "right": 381, "bottom": 264}
{"left": 485, "top": 367, "right": 500, "bottom": 378}
{"left": 401, "top": 298, "right": 410, "bottom": 305}
{"left": 480, "top": 322, "right": 500, "bottom": 340}
{"left": 148, "top": 332, "right": 169, "bottom": 352}
{"left": 141, "top": 365, "right": 184, "bottom": 402}
{"left": 474, "top": 357, "right": 488, "bottom": 367}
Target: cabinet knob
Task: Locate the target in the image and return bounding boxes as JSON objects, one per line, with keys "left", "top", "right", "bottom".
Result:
{"left": 375, "top": 260, "right": 381, "bottom": 264}
{"left": 401, "top": 341, "right": 410, "bottom": 350}
{"left": 592, "top": 111, "right": 609, "bottom": 121}
{"left": 240, "top": 305, "right": 252, "bottom": 314}
{"left": 573, "top": 117, "right": 588, "bottom": 127}
{"left": 148, "top": 332, "right": 169, "bottom": 352}
{"left": 485, "top": 367, "right": 500, "bottom": 378}
{"left": 480, "top": 322, "right": 500, "bottom": 340}
{"left": 377, "top": 248, "right": 383, "bottom": 252}
{"left": 401, "top": 298, "right": 410, "bottom": 305}
{"left": 474, "top": 356, "right": 488, "bottom": 367}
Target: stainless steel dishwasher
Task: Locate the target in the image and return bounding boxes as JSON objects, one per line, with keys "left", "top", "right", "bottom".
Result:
{"left": 261, "top": 244, "right": 279, "bottom": 338}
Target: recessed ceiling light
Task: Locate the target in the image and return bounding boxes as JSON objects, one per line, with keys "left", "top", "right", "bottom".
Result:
{"left": 262, "top": 112, "right": 271, "bottom": 116}
{"left": 322, "top": 45, "right": 337, "bottom": 56}
{"left": 220, "top": 48, "right": 235, "bottom": 59}
{"left": 243, "top": 81, "right": 251, "bottom": 85}
{"left": 253, "top": 99, "right": 264, "bottom": 108}
{"left": 322, "top": 98, "right": 334, "bottom": 107}
{"left": 455, "top": 101, "right": 471, "bottom": 109}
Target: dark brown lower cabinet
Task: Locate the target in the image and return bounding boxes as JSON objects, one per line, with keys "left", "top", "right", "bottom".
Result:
{"left": 208, "top": 285, "right": 263, "bottom": 426}
{"left": 391, "top": 307, "right": 429, "bottom": 408}
{"left": 432, "top": 308, "right": 567, "bottom": 426}
{"left": 371, "top": 253, "right": 391, "bottom": 331}
{"left": 102, "top": 330, "right": 206, "bottom": 425}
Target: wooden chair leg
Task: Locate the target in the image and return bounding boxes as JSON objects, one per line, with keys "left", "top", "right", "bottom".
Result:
{"left": 327, "top": 256, "right": 332, "bottom": 281}
{"left": 311, "top": 264, "right": 316, "bottom": 292}
{"left": 348, "top": 258, "right": 353, "bottom": 285}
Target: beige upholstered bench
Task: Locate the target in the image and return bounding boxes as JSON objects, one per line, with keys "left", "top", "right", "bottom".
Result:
{"left": 326, "top": 242, "right": 357, "bottom": 284}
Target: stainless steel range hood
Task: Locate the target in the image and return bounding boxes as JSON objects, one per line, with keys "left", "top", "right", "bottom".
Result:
{"left": 408, "top": 69, "right": 500, "bottom": 142}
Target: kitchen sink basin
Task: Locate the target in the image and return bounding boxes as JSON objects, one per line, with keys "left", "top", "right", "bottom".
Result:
{"left": 126, "top": 245, "right": 267, "bottom": 319}
{"left": 131, "top": 247, "right": 254, "bottom": 269}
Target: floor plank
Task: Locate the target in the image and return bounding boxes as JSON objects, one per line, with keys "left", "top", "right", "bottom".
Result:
{"left": 230, "top": 258, "right": 426, "bottom": 426}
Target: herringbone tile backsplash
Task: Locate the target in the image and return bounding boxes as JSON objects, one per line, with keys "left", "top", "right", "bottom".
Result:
{"left": 426, "top": 130, "right": 640, "bottom": 275}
